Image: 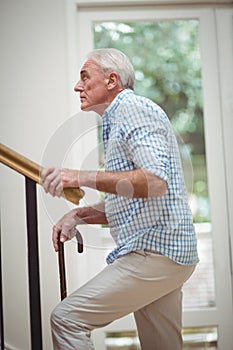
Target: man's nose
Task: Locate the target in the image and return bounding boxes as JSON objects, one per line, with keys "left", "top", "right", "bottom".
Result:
{"left": 74, "top": 81, "right": 84, "bottom": 92}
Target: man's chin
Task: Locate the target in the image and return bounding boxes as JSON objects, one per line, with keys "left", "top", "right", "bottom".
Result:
{"left": 81, "top": 104, "right": 92, "bottom": 112}
{"left": 80, "top": 103, "right": 106, "bottom": 115}
{"left": 81, "top": 104, "right": 100, "bottom": 114}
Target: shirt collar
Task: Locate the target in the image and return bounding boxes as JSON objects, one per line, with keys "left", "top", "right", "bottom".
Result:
{"left": 103, "top": 89, "right": 134, "bottom": 121}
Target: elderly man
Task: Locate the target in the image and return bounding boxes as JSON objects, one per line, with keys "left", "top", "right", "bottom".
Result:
{"left": 41, "top": 48, "right": 198, "bottom": 350}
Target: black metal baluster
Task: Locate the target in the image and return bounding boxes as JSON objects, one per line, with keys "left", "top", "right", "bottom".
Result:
{"left": 0, "top": 221, "right": 4, "bottom": 350}
{"left": 25, "top": 177, "right": 43, "bottom": 350}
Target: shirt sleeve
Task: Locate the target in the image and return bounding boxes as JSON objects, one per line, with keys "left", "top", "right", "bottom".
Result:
{"left": 125, "top": 112, "right": 170, "bottom": 182}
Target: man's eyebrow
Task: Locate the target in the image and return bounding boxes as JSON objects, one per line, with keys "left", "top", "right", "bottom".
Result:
{"left": 80, "top": 70, "right": 88, "bottom": 77}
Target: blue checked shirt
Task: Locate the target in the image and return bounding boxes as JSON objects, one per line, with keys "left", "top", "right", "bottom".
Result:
{"left": 102, "top": 89, "right": 199, "bottom": 266}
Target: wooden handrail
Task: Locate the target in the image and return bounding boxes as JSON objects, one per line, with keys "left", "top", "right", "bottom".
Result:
{"left": 0, "top": 143, "right": 84, "bottom": 205}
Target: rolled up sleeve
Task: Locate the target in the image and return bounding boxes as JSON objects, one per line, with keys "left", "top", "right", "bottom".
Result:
{"left": 126, "top": 119, "right": 170, "bottom": 182}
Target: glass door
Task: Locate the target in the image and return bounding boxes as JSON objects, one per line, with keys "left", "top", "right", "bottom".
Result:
{"left": 93, "top": 15, "right": 215, "bottom": 306}
{"left": 66, "top": 3, "right": 233, "bottom": 349}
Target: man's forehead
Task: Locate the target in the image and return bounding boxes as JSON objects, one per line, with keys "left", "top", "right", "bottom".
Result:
{"left": 80, "top": 59, "right": 100, "bottom": 74}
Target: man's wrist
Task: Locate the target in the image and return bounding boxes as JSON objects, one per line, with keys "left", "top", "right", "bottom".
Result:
{"left": 78, "top": 170, "right": 98, "bottom": 188}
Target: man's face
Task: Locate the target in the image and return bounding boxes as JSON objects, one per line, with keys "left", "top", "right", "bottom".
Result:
{"left": 74, "top": 59, "right": 109, "bottom": 114}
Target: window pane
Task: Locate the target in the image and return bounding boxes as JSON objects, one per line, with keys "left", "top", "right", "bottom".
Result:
{"left": 93, "top": 20, "right": 215, "bottom": 308}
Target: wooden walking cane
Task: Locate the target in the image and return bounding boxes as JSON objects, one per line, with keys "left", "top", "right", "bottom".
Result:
{"left": 58, "top": 229, "right": 83, "bottom": 301}
{"left": 58, "top": 237, "right": 67, "bottom": 301}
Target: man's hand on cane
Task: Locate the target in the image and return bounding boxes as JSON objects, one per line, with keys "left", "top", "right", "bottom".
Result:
{"left": 52, "top": 209, "right": 84, "bottom": 252}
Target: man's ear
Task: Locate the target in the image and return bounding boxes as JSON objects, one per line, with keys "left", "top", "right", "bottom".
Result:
{"left": 105, "top": 72, "right": 119, "bottom": 90}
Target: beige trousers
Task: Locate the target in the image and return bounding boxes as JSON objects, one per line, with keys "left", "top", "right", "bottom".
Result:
{"left": 51, "top": 250, "right": 195, "bottom": 350}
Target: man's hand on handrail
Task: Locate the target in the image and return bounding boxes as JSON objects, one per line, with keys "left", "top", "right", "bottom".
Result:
{"left": 41, "top": 167, "right": 80, "bottom": 197}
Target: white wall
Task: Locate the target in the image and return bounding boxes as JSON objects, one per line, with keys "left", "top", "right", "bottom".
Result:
{"left": 0, "top": 2, "right": 117, "bottom": 349}
{"left": 0, "top": 0, "right": 75, "bottom": 349}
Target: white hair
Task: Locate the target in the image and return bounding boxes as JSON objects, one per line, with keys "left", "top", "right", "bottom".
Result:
{"left": 87, "top": 48, "right": 135, "bottom": 90}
